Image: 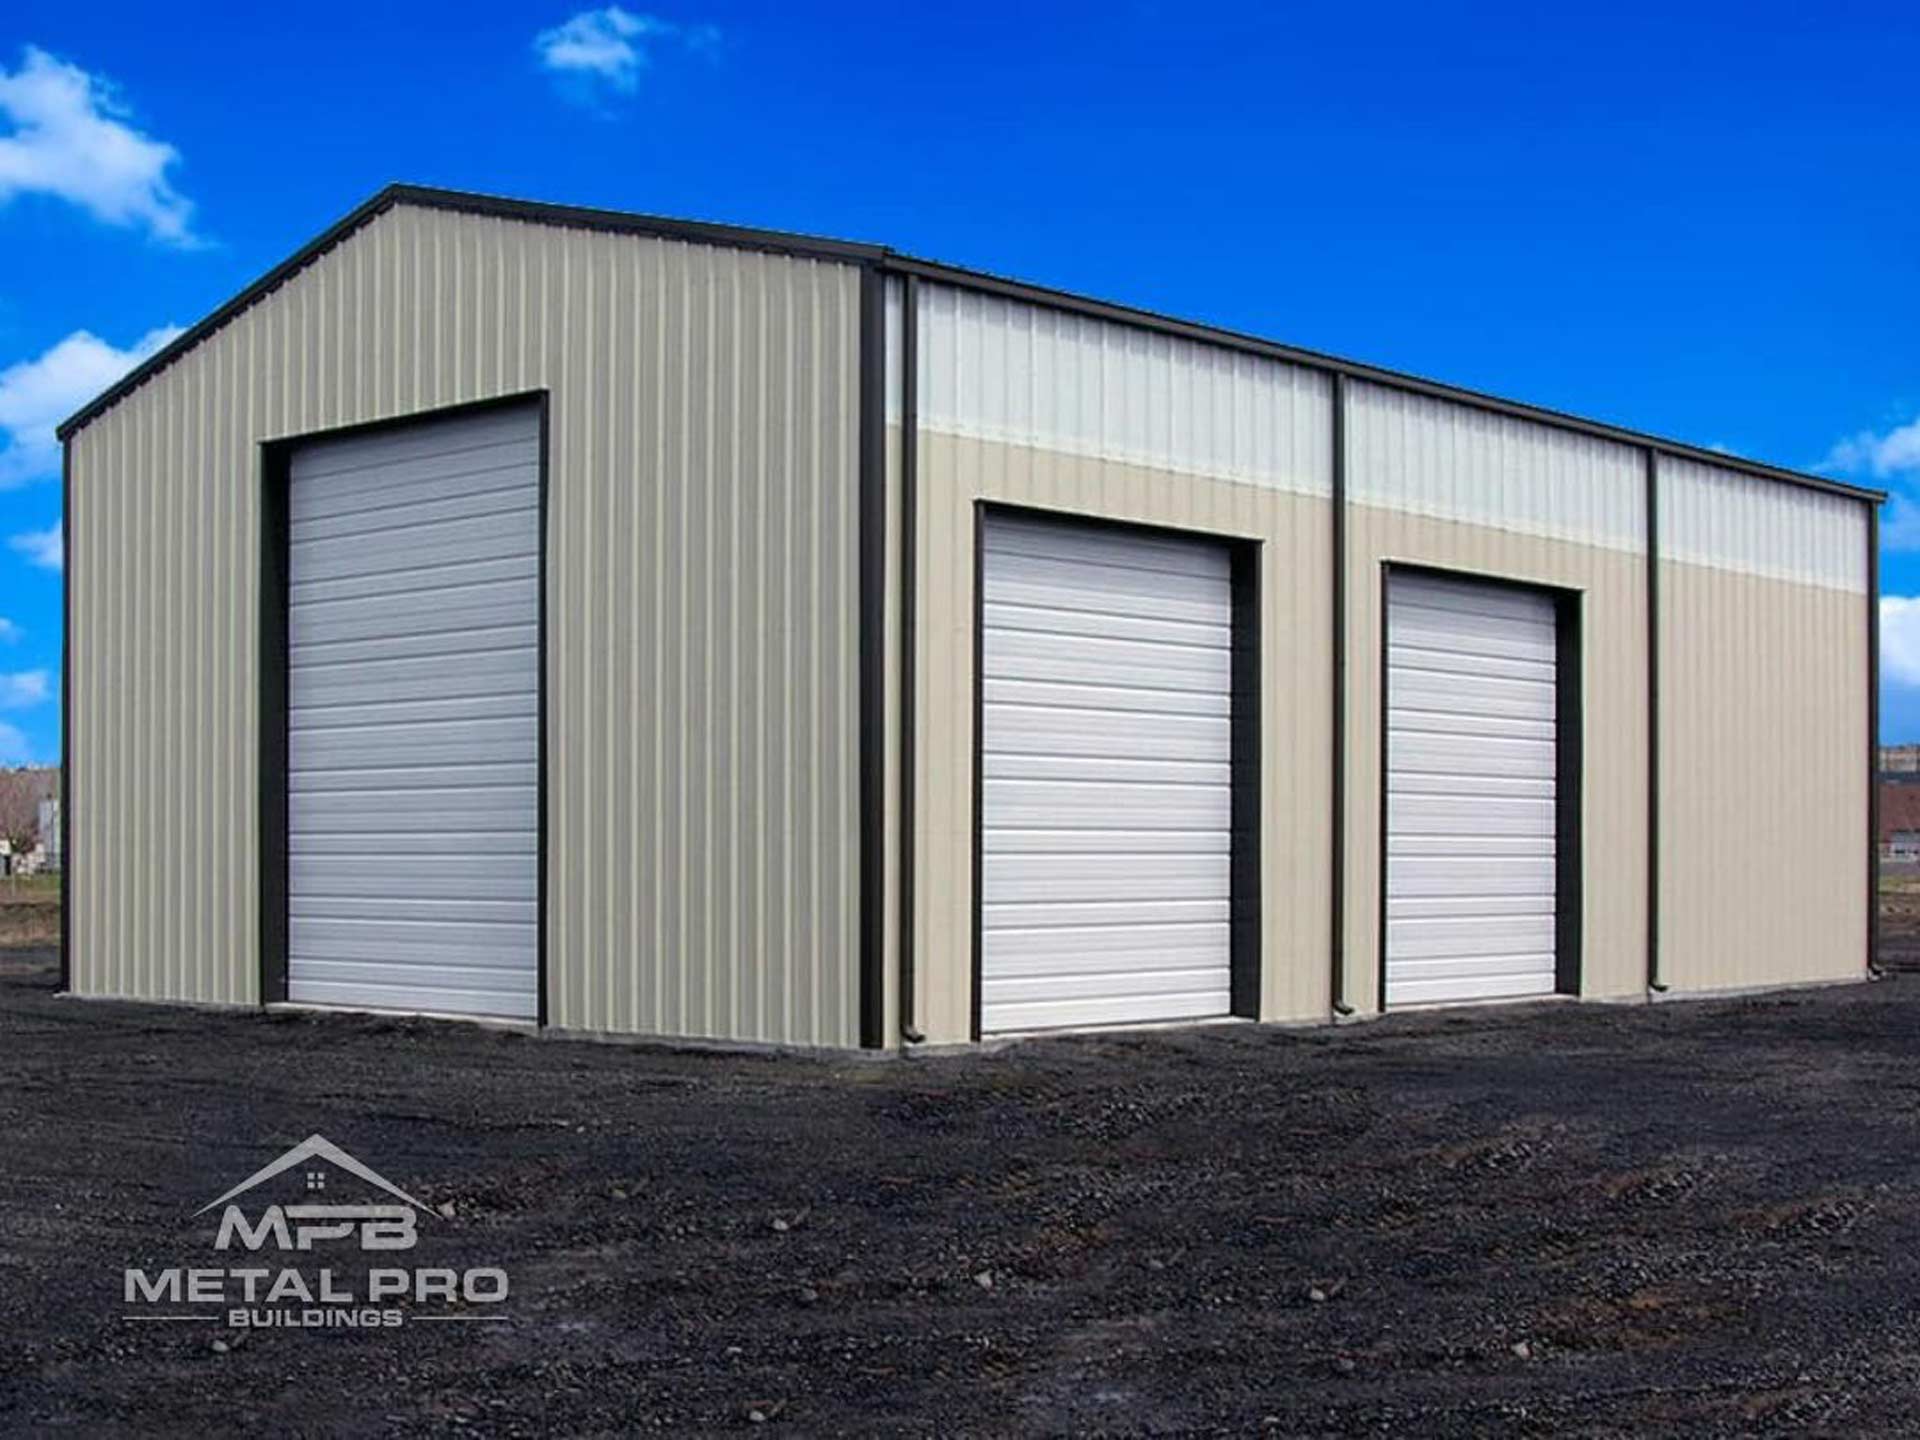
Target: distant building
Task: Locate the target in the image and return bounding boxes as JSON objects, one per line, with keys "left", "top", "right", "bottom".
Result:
{"left": 1883, "top": 744, "right": 1920, "bottom": 777}
{"left": 37, "top": 797, "right": 60, "bottom": 871}
{"left": 1882, "top": 784, "right": 1920, "bottom": 858}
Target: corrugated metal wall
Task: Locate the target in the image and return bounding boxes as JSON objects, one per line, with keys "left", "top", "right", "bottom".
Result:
{"left": 68, "top": 202, "right": 865, "bottom": 1047}
{"left": 1656, "top": 455, "right": 1868, "bottom": 990}
{"left": 1342, "top": 381, "right": 1650, "bottom": 1007}
{"left": 907, "top": 284, "right": 1334, "bottom": 1042}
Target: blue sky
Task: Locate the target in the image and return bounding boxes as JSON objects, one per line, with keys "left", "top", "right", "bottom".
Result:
{"left": 1, "top": 1, "right": 1917, "bottom": 767}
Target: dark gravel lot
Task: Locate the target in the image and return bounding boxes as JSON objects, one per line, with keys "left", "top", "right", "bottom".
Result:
{"left": 3, "top": 946, "right": 1919, "bottom": 1436}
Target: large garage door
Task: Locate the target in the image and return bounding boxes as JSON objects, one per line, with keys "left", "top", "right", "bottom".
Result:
{"left": 1384, "top": 570, "right": 1561, "bottom": 1007}
{"left": 979, "top": 512, "right": 1237, "bottom": 1034}
{"left": 287, "top": 405, "right": 540, "bottom": 1020}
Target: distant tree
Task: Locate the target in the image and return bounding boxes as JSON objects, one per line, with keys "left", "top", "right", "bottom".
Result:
{"left": 0, "top": 769, "right": 41, "bottom": 860}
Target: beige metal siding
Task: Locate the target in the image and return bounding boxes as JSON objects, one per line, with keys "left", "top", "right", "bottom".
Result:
{"left": 909, "top": 284, "right": 1333, "bottom": 1042}
{"left": 1656, "top": 456, "right": 1869, "bottom": 991}
{"left": 1343, "top": 384, "right": 1650, "bottom": 1008}
{"left": 68, "top": 202, "right": 863, "bottom": 1047}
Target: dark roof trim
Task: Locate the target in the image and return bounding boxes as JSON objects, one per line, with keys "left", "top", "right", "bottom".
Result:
{"left": 57, "top": 183, "right": 1886, "bottom": 506}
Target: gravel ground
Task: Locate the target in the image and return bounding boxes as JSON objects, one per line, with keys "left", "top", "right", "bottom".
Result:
{"left": 3, "top": 946, "right": 1919, "bottom": 1436}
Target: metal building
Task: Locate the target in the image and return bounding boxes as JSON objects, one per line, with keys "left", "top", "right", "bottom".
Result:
{"left": 58, "top": 185, "right": 1882, "bottom": 1049}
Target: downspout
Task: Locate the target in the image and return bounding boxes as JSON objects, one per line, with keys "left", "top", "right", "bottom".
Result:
{"left": 899, "top": 272, "right": 925, "bottom": 1042}
{"left": 1330, "top": 372, "right": 1354, "bottom": 1016}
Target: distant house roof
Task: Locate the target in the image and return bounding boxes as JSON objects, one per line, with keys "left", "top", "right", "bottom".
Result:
{"left": 1881, "top": 782, "right": 1920, "bottom": 842}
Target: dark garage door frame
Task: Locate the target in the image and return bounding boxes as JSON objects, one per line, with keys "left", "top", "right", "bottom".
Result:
{"left": 1376, "top": 561, "right": 1583, "bottom": 1010}
{"left": 969, "top": 501, "right": 1263, "bottom": 1040}
{"left": 258, "top": 390, "right": 551, "bottom": 1024}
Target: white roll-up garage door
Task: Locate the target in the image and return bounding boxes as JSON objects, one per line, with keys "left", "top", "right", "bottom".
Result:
{"left": 1384, "top": 570, "right": 1561, "bottom": 1007}
{"left": 978, "top": 512, "right": 1236, "bottom": 1034}
{"left": 287, "top": 405, "right": 540, "bottom": 1020}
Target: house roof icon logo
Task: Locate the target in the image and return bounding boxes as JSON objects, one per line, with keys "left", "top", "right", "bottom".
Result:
{"left": 193, "top": 1134, "right": 434, "bottom": 1216}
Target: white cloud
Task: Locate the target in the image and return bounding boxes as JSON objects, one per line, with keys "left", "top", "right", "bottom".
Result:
{"left": 0, "top": 618, "right": 16, "bottom": 643}
{"left": 0, "top": 669, "right": 48, "bottom": 708}
{"left": 1822, "top": 414, "right": 1920, "bottom": 480}
{"left": 533, "top": 8, "right": 717, "bottom": 101}
{"left": 0, "top": 720, "right": 30, "bottom": 766}
{"left": 8, "top": 522, "right": 61, "bottom": 570}
{"left": 0, "top": 326, "right": 182, "bottom": 487}
{"left": 0, "top": 45, "right": 199, "bottom": 244}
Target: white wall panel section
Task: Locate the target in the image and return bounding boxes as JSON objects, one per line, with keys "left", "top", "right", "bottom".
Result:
{"left": 918, "top": 284, "right": 1331, "bottom": 495}
{"left": 287, "top": 405, "right": 540, "bottom": 1020}
{"left": 1658, "top": 453, "right": 1867, "bottom": 592}
{"left": 1348, "top": 381, "right": 1644, "bottom": 551}
{"left": 978, "top": 512, "right": 1234, "bottom": 1033}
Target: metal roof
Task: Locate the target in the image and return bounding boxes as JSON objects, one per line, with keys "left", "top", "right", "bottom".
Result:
{"left": 55, "top": 182, "right": 1883, "bottom": 505}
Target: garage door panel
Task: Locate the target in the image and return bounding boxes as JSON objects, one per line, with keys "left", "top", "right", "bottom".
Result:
{"left": 1390, "top": 792, "right": 1555, "bottom": 837}
{"left": 288, "top": 973, "right": 537, "bottom": 1021}
{"left": 1388, "top": 914, "right": 1556, "bottom": 959}
{"left": 290, "top": 691, "right": 536, "bottom": 733}
{"left": 984, "top": 563, "right": 1230, "bottom": 626}
{"left": 1385, "top": 571, "right": 1562, "bottom": 1009}
{"left": 1388, "top": 573, "right": 1558, "bottom": 625}
{"left": 293, "top": 894, "right": 533, "bottom": 924}
{"left": 985, "top": 628, "right": 1231, "bottom": 690}
{"left": 980, "top": 989, "right": 1231, "bottom": 1033}
{"left": 983, "top": 897, "right": 1229, "bottom": 930}
{"left": 288, "top": 405, "right": 540, "bottom": 1020}
{"left": 1389, "top": 894, "right": 1553, "bottom": 922}
{"left": 985, "top": 754, "right": 1230, "bottom": 787}
{"left": 1389, "top": 608, "right": 1556, "bottom": 659}
{"left": 290, "top": 442, "right": 541, "bottom": 516}
{"left": 286, "top": 650, "right": 536, "bottom": 707}
{"left": 1390, "top": 834, "right": 1556, "bottom": 860}
{"left": 983, "top": 704, "right": 1230, "bottom": 763}
{"left": 984, "top": 923, "right": 1230, "bottom": 972}
{"left": 979, "top": 513, "right": 1237, "bottom": 1036}
{"left": 984, "top": 826, "right": 1231, "bottom": 856}
{"left": 292, "top": 829, "right": 537, "bottom": 857}
{"left": 983, "top": 600, "right": 1230, "bottom": 652}
{"left": 293, "top": 407, "right": 536, "bottom": 478}
{"left": 291, "top": 853, "right": 537, "bottom": 901}
{"left": 291, "top": 624, "right": 538, "bottom": 670}
{"left": 293, "top": 509, "right": 536, "bottom": 580}
{"left": 291, "top": 715, "right": 537, "bottom": 770}
{"left": 1387, "top": 644, "right": 1555, "bottom": 686}
{"left": 291, "top": 579, "right": 538, "bottom": 647}
{"left": 1387, "top": 969, "right": 1553, "bottom": 1008}
{"left": 1389, "top": 667, "right": 1555, "bottom": 720}
{"left": 293, "top": 554, "right": 537, "bottom": 609}
{"left": 984, "top": 514, "right": 1232, "bottom": 578}
{"left": 292, "top": 786, "right": 538, "bottom": 831}
{"left": 290, "top": 919, "right": 536, "bottom": 969}
{"left": 983, "top": 676, "right": 1229, "bottom": 718}
{"left": 291, "top": 761, "right": 537, "bottom": 795}
{"left": 1390, "top": 730, "right": 1555, "bottom": 779}
{"left": 1389, "top": 855, "right": 1555, "bottom": 897}
{"left": 983, "top": 778, "right": 1229, "bottom": 829}
{"left": 983, "top": 852, "right": 1229, "bottom": 902}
